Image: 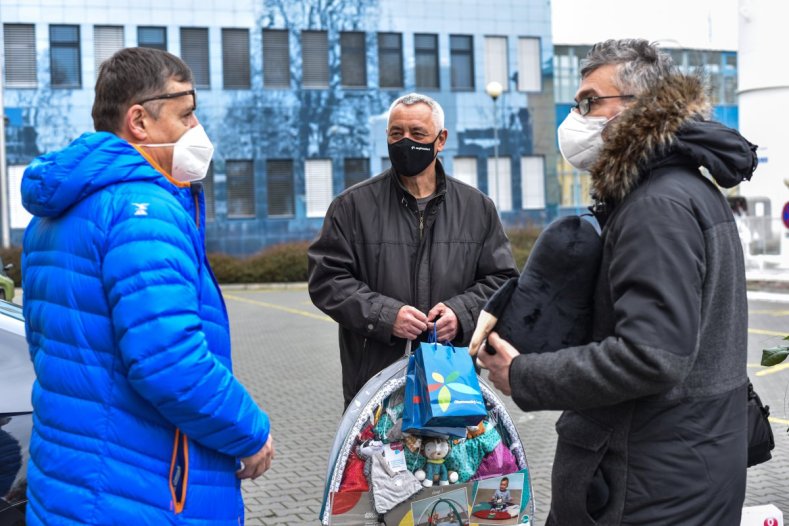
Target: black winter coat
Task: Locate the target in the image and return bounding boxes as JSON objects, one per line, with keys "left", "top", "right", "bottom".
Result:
{"left": 509, "top": 74, "right": 758, "bottom": 525}
{"left": 308, "top": 162, "right": 518, "bottom": 406}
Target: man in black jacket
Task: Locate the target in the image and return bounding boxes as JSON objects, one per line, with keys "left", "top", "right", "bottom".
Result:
{"left": 476, "top": 40, "right": 757, "bottom": 524}
{"left": 308, "top": 93, "right": 518, "bottom": 408}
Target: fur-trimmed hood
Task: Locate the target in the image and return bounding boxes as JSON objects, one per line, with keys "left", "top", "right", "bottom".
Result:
{"left": 590, "top": 73, "right": 758, "bottom": 203}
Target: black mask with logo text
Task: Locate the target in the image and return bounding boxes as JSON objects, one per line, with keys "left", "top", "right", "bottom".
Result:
{"left": 387, "top": 134, "right": 440, "bottom": 177}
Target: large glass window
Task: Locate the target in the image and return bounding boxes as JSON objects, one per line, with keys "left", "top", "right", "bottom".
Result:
{"left": 341, "top": 32, "right": 366, "bottom": 87}
{"left": 484, "top": 36, "right": 508, "bottom": 91}
{"left": 94, "top": 26, "right": 124, "bottom": 75}
{"left": 138, "top": 26, "right": 167, "bottom": 50}
{"left": 487, "top": 156, "right": 512, "bottom": 211}
{"left": 222, "top": 28, "right": 250, "bottom": 88}
{"left": 344, "top": 158, "right": 370, "bottom": 188}
{"left": 450, "top": 35, "right": 474, "bottom": 91}
{"left": 226, "top": 160, "right": 255, "bottom": 218}
{"left": 378, "top": 32, "right": 403, "bottom": 88}
{"left": 521, "top": 156, "right": 545, "bottom": 209}
{"left": 302, "top": 30, "right": 329, "bottom": 88}
{"left": 263, "top": 29, "right": 290, "bottom": 88}
{"left": 3, "top": 24, "right": 37, "bottom": 87}
{"left": 517, "top": 37, "right": 541, "bottom": 92}
{"left": 415, "top": 33, "right": 439, "bottom": 89}
{"left": 453, "top": 157, "right": 478, "bottom": 188}
{"left": 305, "top": 159, "right": 333, "bottom": 218}
{"left": 267, "top": 160, "right": 294, "bottom": 217}
{"left": 552, "top": 45, "right": 590, "bottom": 102}
{"left": 50, "top": 25, "right": 81, "bottom": 88}
{"left": 180, "top": 28, "right": 210, "bottom": 88}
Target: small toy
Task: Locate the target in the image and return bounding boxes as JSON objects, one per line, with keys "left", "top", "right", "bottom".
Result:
{"left": 414, "top": 438, "right": 459, "bottom": 487}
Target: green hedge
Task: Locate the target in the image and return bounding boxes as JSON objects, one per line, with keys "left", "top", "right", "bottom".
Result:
{"left": 0, "top": 226, "right": 540, "bottom": 286}
{"left": 507, "top": 226, "right": 540, "bottom": 270}
{"left": 207, "top": 241, "right": 311, "bottom": 284}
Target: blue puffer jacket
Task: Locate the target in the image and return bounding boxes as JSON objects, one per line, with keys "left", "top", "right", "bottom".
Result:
{"left": 21, "top": 132, "right": 270, "bottom": 525}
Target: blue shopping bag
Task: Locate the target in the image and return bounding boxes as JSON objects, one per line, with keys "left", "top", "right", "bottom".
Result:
{"left": 403, "top": 330, "right": 486, "bottom": 436}
{"left": 402, "top": 352, "right": 469, "bottom": 438}
{"left": 416, "top": 338, "right": 487, "bottom": 428}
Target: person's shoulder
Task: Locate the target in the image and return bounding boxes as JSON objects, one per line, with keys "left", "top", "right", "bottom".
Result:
{"left": 332, "top": 171, "right": 392, "bottom": 208}
{"left": 104, "top": 181, "right": 191, "bottom": 229}
{"left": 445, "top": 174, "right": 496, "bottom": 207}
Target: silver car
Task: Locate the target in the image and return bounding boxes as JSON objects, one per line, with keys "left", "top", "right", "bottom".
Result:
{"left": 0, "top": 300, "right": 33, "bottom": 525}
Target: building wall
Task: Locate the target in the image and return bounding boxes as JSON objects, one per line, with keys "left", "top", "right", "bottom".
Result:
{"left": 1, "top": 0, "right": 556, "bottom": 254}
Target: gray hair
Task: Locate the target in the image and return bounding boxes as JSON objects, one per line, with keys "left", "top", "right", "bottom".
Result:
{"left": 387, "top": 93, "right": 445, "bottom": 131}
{"left": 580, "top": 39, "right": 676, "bottom": 96}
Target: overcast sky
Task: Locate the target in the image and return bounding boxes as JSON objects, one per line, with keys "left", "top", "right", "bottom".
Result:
{"left": 551, "top": 0, "right": 740, "bottom": 50}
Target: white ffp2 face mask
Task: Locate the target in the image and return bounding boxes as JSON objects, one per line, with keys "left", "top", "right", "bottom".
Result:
{"left": 557, "top": 111, "right": 611, "bottom": 172}
{"left": 143, "top": 124, "right": 215, "bottom": 183}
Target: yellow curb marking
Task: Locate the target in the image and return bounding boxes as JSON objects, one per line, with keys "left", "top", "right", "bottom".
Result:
{"left": 755, "top": 362, "right": 789, "bottom": 377}
{"left": 748, "top": 329, "right": 787, "bottom": 338}
{"left": 770, "top": 417, "right": 789, "bottom": 426}
{"left": 224, "top": 293, "right": 333, "bottom": 323}
{"left": 749, "top": 310, "right": 789, "bottom": 316}
{"left": 749, "top": 328, "right": 787, "bottom": 337}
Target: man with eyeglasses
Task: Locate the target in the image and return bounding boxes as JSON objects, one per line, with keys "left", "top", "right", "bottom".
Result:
{"left": 308, "top": 93, "right": 518, "bottom": 409}
{"left": 21, "top": 47, "right": 273, "bottom": 525}
{"left": 476, "top": 39, "right": 757, "bottom": 524}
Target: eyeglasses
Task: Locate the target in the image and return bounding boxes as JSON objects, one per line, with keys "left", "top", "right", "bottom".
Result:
{"left": 136, "top": 89, "right": 196, "bottom": 109}
{"left": 573, "top": 95, "right": 634, "bottom": 116}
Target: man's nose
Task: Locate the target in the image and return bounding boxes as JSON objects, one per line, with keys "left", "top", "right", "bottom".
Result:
{"left": 190, "top": 114, "right": 200, "bottom": 128}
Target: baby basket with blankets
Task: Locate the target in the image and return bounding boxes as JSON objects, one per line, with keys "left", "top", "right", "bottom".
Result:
{"left": 319, "top": 352, "right": 536, "bottom": 526}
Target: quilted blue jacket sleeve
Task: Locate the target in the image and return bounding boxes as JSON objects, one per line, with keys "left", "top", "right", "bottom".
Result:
{"left": 101, "top": 186, "right": 269, "bottom": 458}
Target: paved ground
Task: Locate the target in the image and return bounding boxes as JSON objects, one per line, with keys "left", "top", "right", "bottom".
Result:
{"left": 225, "top": 285, "right": 789, "bottom": 525}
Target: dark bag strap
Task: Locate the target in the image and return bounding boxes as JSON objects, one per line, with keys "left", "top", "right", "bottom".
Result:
{"left": 747, "top": 379, "right": 775, "bottom": 467}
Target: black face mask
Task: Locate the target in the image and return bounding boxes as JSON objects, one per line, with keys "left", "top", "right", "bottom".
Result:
{"left": 387, "top": 133, "right": 441, "bottom": 177}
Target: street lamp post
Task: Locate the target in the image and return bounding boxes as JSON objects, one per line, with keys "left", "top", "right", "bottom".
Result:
{"left": 485, "top": 81, "right": 503, "bottom": 210}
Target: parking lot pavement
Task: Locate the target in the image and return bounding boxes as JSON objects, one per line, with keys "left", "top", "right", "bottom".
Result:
{"left": 225, "top": 286, "right": 789, "bottom": 525}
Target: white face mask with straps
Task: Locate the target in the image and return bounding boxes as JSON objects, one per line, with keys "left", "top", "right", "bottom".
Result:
{"left": 142, "top": 124, "right": 214, "bottom": 183}
{"left": 557, "top": 111, "right": 618, "bottom": 172}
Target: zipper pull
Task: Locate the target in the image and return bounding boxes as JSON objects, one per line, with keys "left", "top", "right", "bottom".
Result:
{"left": 419, "top": 212, "right": 424, "bottom": 239}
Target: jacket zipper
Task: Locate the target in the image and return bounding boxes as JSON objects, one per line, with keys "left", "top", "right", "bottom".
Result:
{"left": 169, "top": 428, "right": 190, "bottom": 514}
{"left": 418, "top": 211, "right": 424, "bottom": 239}
{"left": 191, "top": 183, "right": 201, "bottom": 229}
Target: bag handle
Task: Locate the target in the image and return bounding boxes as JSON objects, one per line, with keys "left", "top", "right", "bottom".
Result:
{"left": 428, "top": 323, "right": 456, "bottom": 352}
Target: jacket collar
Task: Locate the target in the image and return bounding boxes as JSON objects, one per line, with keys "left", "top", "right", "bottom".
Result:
{"left": 391, "top": 159, "right": 447, "bottom": 210}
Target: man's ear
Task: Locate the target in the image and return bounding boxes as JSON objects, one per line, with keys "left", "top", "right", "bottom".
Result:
{"left": 123, "top": 104, "right": 149, "bottom": 142}
{"left": 435, "top": 129, "right": 448, "bottom": 152}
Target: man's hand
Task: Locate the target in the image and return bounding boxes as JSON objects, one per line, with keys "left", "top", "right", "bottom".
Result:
{"left": 427, "top": 302, "right": 458, "bottom": 342}
{"left": 476, "top": 332, "right": 520, "bottom": 396}
{"left": 237, "top": 434, "right": 274, "bottom": 480}
{"left": 393, "top": 306, "right": 429, "bottom": 340}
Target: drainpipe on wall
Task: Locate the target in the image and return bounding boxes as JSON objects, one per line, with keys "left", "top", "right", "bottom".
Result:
{"left": 0, "top": 36, "right": 10, "bottom": 249}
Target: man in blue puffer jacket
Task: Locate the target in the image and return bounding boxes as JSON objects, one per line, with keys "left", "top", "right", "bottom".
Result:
{"left": 21, "top": 47, "right": 274, "bottom": 525}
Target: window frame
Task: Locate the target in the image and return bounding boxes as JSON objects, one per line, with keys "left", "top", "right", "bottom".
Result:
{"left": 3, "top": 24, "right": 37, "bottom": 88}
{"left": 222, "top": 28, "right": 251, "bottom": 89}
{"left": 226, "top": 160, "right": 256, "bottom": 219}
{"left": 414, "top": 33, "right": 440, "bottom": 90}
{"left": 377, "top": 32, "right": 403, "bottom": 89}
{"left": 180, "top": 27, "right": 210, "bottom": 89}
{"left": 49, "top": 24, "right": 82, "bottom": 89}
{"left": 449, "top": 34, "right": 475, "bottom": 91}
{"left": 263, "top": 28, "right": 291, "bottom": 88}
{"left": 137, "top": 26, "right": 167, "bottom": 51}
